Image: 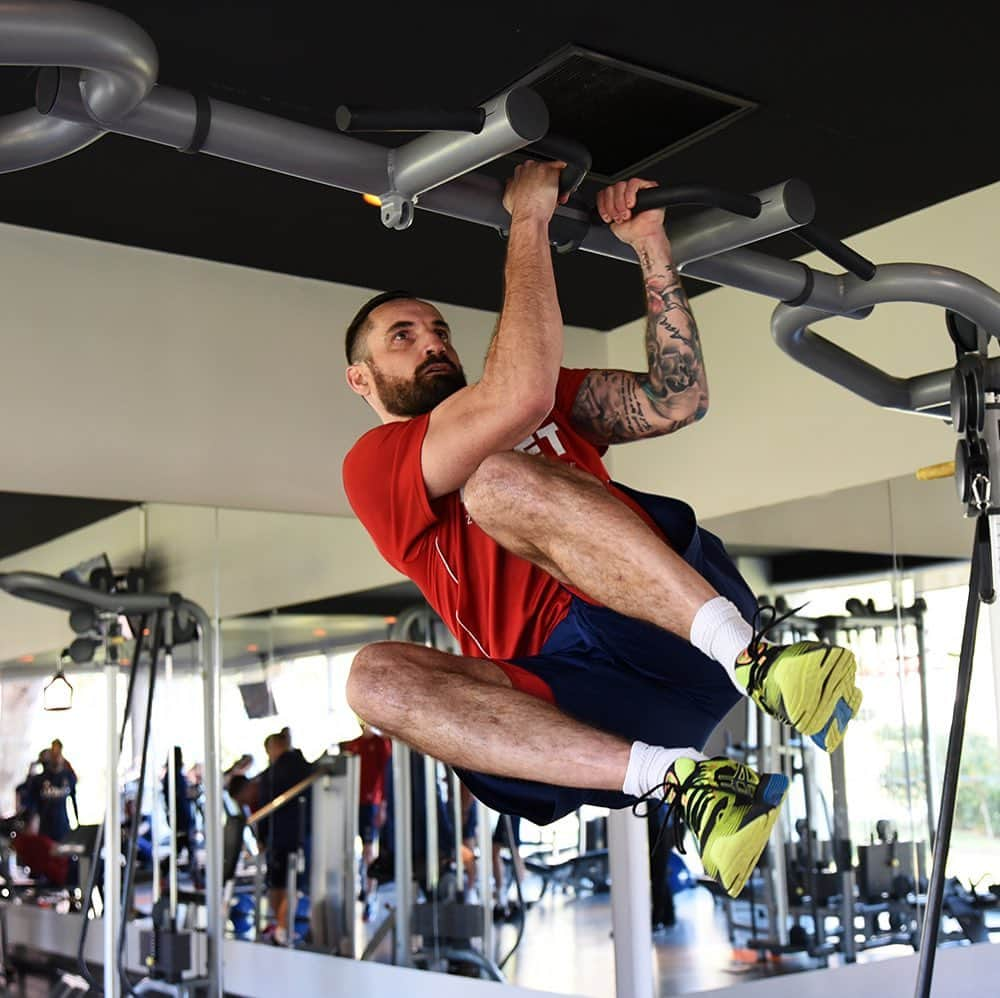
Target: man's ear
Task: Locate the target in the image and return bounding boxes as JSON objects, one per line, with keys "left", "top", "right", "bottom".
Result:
{"left": 345, "top": 362, "right": 370, "bottom": 398}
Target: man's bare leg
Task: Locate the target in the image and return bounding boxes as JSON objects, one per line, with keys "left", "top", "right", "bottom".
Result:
{"left": 462, "top": 450, "right": 719, "bottom": 640}
{"left": 346, "top": 640, "right": 630, "bottom": 791}
{"left": 346, "top": 639, "right": 788, "bottom": 900}
{"left": 462, "top": 450, "right": 863, "bottom": 755}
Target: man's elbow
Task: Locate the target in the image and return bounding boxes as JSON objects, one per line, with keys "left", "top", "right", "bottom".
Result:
{"left": 675, "top": 391, "right": 708, "bottom": 430}
{"left": 523, "top": 387, "right": 557, "bottom": 427}
{"left": 481, "top": 380, "right": 555, "bottom": 437}
{"left": 694, "top": 391, "right": 709, "bottom": 422}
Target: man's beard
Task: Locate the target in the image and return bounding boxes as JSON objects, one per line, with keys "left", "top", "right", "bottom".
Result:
{"left": 369, "top": 357, "right": 467, "bottom": 417}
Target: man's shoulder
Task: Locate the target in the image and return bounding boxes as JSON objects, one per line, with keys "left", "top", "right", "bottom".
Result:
{"left": 346, "top": 415, "right": 428, "bottom": 458}
{"left": 342, "top": 415, "right": 432, "bottom": 494}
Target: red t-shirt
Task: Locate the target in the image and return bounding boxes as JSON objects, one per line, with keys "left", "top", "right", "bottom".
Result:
{"left": 340, "top": 735, "right": 392, "bottom": 805}
{"left": 11, "top": 831, "right": 69, "bottom": 885}
{"left": 343, "top": 367, "right": 662, "bottom": 674}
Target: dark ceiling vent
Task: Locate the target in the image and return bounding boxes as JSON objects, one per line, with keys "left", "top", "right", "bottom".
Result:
{"left": 503, "top": 47, "right": 755, "bottom": 181}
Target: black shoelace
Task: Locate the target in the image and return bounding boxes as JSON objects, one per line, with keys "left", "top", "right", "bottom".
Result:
{"left": 630, "top": 761, "right": 757, "bottom": 856}
{"left": 743, "top": 601, "right": 808, "bottom": 694}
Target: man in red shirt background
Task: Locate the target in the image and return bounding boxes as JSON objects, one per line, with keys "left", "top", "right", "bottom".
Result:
{"left": 341, "top": 162, "right": 863, "bottom": 897}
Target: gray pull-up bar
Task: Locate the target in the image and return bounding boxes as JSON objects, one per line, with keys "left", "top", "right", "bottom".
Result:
{"left": 771, "top": 263, "right": 1000, "bottom": 417}
{"left": 0, "top": 0, "right": 156, "bottom": 169}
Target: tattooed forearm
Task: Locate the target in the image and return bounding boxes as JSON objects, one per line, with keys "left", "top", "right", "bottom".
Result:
{"left": 639, "top": 248, "right": 708, "bottom": 419}
{"left": 568, "top": 240, "right": 709, "bottom": 445}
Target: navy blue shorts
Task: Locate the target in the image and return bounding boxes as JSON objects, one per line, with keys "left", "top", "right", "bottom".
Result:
{"left": 456, "top": 483, "right": 756, "bottom": 827}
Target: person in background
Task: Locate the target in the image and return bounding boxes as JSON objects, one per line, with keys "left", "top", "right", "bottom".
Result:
{"left": 161, "top": 746, "right": 200, "bottom": 887}
{"left": 338, "top": 723, "right": 392, "bottom": 920}
{"left": 648, "top": 804, "right": 676, "bottom": 931}
{"left": 14, "top": 756, "right": 43, "bottom": 813}
{"left": 492, "top": 812, "right": 528, "bottom": 922}
{"left": 257, "top": 729, "right": 313, "bottom": 944}
{"left": 226, "top": 773, "right": 260, "bottom": 815}
{"left": 50, "top": 739, "right": 75, "bottom": 778}
{"left": 459, "top": 783, "right": 479, "bottom": 882}
{"left": 223, "top": 754, "right": 254, "bottom": 790}
{"left": 26, "top": 742, "right": 78, "bottom": 843}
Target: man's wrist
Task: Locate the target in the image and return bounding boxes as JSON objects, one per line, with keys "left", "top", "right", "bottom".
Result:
{"left": 631, "top": 234, "right": 675, "bottom": 272}
{"left": 508, "top": 212, "right": 552, "bottom": 235}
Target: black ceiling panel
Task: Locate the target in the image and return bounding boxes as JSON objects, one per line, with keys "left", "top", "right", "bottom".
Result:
{"left": 511, "top": 47, "right": 754, "bottom": 180}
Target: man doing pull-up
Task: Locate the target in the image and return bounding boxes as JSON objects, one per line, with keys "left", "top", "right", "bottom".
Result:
{"left": 341, "top": 161, "right": 863, "bottom": 896}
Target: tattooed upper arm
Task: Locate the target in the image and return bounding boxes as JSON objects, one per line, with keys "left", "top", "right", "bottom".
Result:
{"left": 570, "top": 369, "right": 705, "bottom": 445}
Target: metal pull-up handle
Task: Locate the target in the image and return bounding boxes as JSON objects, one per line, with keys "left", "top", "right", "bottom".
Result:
{"left": 335, "top": 106, "right": 486, "bottom": 134}
{"left": 606, "top": 185, "right": 876, "bottom": 282}
{"left": 617, "top": 185, "right": 762, "bottom": 220}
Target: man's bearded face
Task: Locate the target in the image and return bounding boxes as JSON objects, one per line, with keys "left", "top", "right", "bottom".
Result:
{"left": 369, "top": 354, "right": 467, "bottom": 417}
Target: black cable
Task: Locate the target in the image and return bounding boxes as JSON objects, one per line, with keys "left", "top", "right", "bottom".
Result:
{"left": 76, "top": 612, "right": 149, "bottom": 991}
{"left": 793, "top": 222, "right": 876, "bottom": 281}
{"left": 118, "top": 613, "right": 162, "bottom": 995}
{"left": 497, "top": 815, "right": 525, "bottom": 971}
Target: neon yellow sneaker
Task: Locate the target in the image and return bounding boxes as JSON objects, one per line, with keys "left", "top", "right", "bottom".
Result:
{"left": 660, "top": 757, "right": 788, "bottom": 899}
{"left": 736, "top": 606, "right": 863, "bottom": 754}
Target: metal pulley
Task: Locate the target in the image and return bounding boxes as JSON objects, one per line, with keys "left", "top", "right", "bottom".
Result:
{"left": 949, "top": 354, "right": 986, "bottom": 435}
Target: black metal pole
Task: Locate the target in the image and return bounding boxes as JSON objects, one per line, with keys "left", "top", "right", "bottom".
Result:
{"left": 914, "top": 605, "right": 936, "bottom": 851}
{"left": 913, "top": 516, "right": 987, "bottom": 998}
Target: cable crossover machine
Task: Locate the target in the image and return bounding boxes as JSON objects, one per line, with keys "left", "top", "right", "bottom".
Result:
{"left": 3, "top": 3, "right": 1000, "bottom": 997}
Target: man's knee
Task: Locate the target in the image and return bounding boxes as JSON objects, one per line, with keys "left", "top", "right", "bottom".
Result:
{"left": 346, "top": 642, "right": 403, "bottom": 719}
{"left": 464, "top": 451, "right": 591, "bottom": 524}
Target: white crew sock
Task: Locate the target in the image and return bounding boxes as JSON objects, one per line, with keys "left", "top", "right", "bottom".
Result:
{"left": 689, "top": 596, "right": 754, "bottom": 693}
{"left": 622, "top": 741, "right": 707, "bottom": 798}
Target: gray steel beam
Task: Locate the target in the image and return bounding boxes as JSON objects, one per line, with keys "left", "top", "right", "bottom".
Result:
{"left": 687, "top": 248, "right": 861, "bottom": 316}
{"left": 0, "top": 108, "right": 99, "bottom": 173}
{"left": 0, "top": 0, "right": 156, "bottom": 172}
{"left": 772, "top": 263, "right": 1000, "bottom": 415}
{"left": 390, "top": 87, "right": 547, "bottom": 200}
{"left": 42, "top": 75, "right": 392, "bottom": 196}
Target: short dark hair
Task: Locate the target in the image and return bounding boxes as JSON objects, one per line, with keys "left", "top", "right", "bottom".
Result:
{"left": 345, "top": 289, "right": 414, "bottom": 364}
{"left": 228, "top": 774, "right": 250, "bottom": 799}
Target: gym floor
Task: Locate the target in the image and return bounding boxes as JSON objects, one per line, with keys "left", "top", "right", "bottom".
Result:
{"left": 498, "top": 886, "right": 840, "bottom": 996}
